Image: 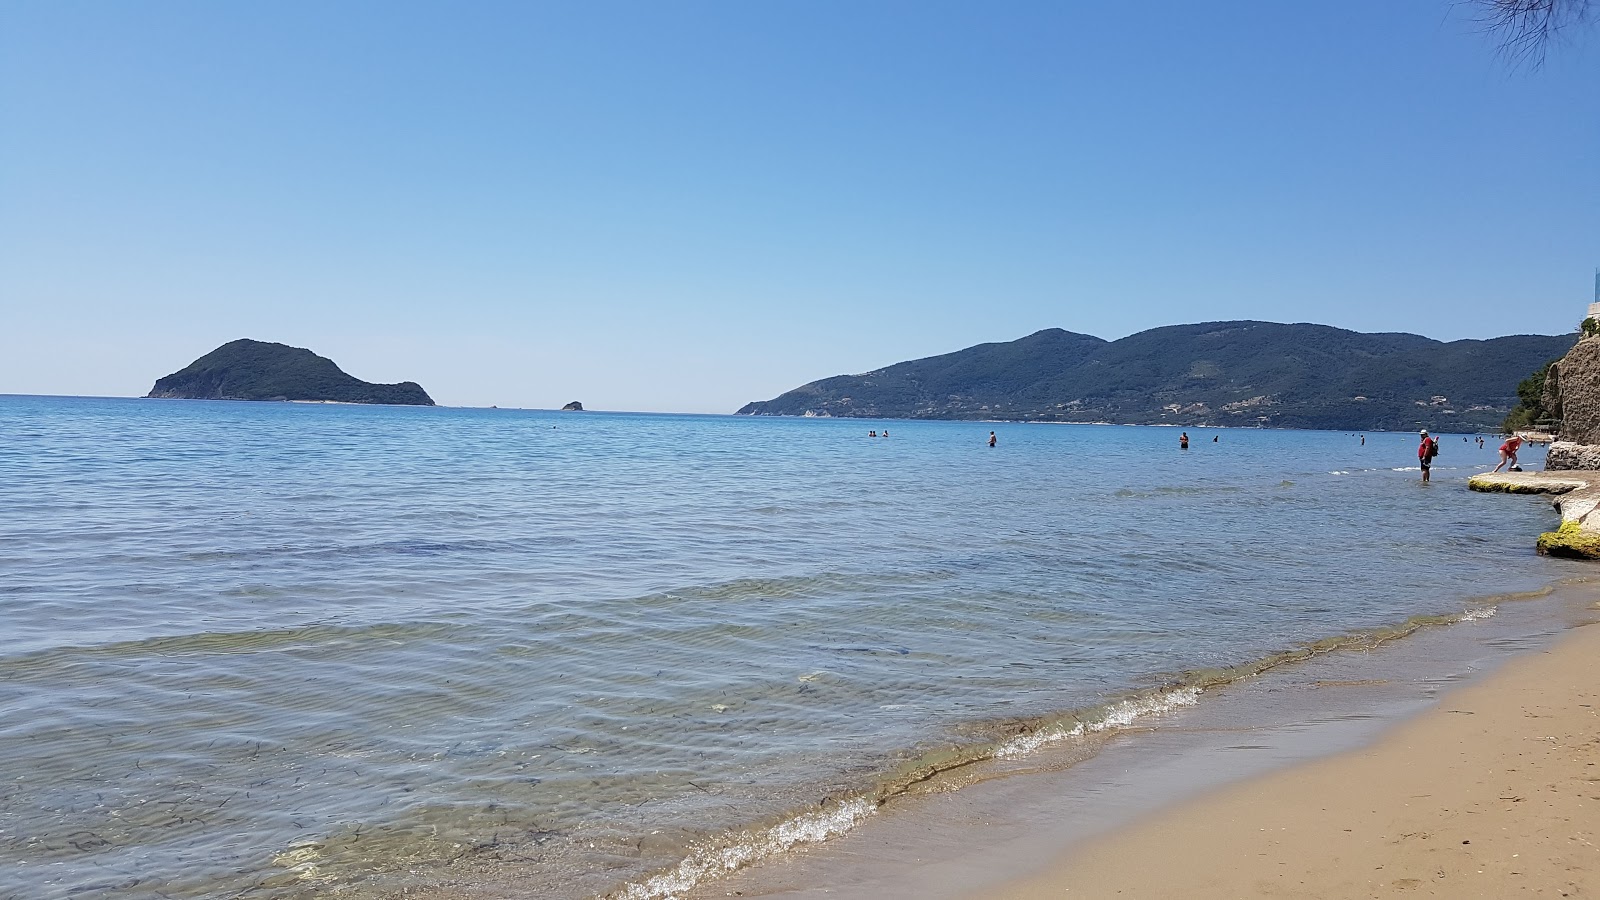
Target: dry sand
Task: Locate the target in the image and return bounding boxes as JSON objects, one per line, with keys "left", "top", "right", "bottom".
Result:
{"left": 981, "top": 622, "right": 1600, "bottom": 899}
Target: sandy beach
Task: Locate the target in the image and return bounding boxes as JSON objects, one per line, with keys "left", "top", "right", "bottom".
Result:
{"left": 983, "top": 619, "right": 1600, "bottom": 899}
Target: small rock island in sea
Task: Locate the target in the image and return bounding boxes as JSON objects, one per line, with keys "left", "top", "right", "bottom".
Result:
{"left": 147, "top": 339, "right": 435, "bottom": 406}
{"left": 561, "top": 401, "right": 584, "bottom": 411}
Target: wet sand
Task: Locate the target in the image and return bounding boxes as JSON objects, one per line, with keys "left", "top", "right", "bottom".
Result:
{"left": 677, "top": 583, "right": 1595, "bottom": 900}
{"left": 984, "top": 619, "right": 1600, "bottom": 899}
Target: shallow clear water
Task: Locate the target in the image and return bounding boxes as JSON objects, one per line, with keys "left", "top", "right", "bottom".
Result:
{"left": 0, "top": 396, "right": 1579, "bottom": 898}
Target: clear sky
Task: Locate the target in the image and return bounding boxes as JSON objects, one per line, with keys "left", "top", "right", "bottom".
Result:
{"left": 2, "top": 1, "right": 1596, "bottom": 412}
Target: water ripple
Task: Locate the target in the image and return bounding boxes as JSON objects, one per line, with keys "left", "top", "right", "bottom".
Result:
{"left": 0, "top": 397, "right": 1581, "bottom": 898}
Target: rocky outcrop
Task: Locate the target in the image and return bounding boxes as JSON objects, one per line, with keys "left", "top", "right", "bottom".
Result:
{"left": 1541, "top": 360, "right": 1563, "bottom": 424}
{"left": 1451, "top": 335, "right": 1600, "bottom": 557}
{"left": 1469, "top": 471, "right": 1600, "bottom": 559}
{"left": 1521, "top": 336, "right": 1600, "bottom": 470}
{"left": 1545, "top": 441, "right": 1600, "bottom": 471}
{"left": 561, "top": 401, "right": 584, "bottom": 411}
{"left": 148, "top": 339, "right": 434, "bottom": 405}
{"left": 1550, "top": 337, "right": 1600, "bottom": 445}
{"left": 1535, "top": 521, "right": 1600, "bottom": 558}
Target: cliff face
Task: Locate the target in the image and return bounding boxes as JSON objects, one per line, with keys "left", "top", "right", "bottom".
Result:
{"left": 1552, "top": 337, "right": 1600, "bottom": 446}
{"left": 1542, "top": 360, "right": 1564, "bottom": 424}
{"left": 148, "top": 339, "right": 435, "bottom": 406}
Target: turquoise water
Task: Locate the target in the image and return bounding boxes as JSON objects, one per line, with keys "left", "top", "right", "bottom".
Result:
{"left": 0, "top": 396, "right": 1578, "bottom": 898}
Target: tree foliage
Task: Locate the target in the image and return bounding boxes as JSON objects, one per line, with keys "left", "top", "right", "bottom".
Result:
{"left": 1501, "top": 358, "right": 1560, "bottom": 432}
{"left": 1468, "top": 0, "right": 1595, "bottom": 68}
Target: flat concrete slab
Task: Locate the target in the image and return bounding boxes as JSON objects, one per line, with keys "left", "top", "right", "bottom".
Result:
{"left": 1467, "top": 471, "right": 1595, "bottom": 494}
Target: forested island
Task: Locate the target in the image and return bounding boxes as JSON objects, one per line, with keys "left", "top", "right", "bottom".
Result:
{"left": 738, "top": 321, "right": 1575, "bottom": 431}
{"left": 147, "top": 339, "right": 434, "bottom": 405}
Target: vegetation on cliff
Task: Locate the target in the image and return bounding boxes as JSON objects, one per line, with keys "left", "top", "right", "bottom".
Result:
{"left": 1500, "top": 359, "right": 1561, "bottom": 433}
{"left": 147, "top": 339, "right": 434, "bottom": 405}
{"left": 738, "top": 321, "right": 1575, "bottom": 431}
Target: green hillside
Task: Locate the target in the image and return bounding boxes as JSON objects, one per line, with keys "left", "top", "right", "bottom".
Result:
{"left": 736, "top": 321, "right": 1573, "bottom": 431}
{"left": 147, "top": 339, "right": 435, "bottom": 406}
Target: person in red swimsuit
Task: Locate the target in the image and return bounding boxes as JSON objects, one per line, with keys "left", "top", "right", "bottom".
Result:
{"left": 1493, "top": 435, "right": 1523, "bottom": 473}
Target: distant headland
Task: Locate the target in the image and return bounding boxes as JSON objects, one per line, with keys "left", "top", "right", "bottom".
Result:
{"left": 147, "top": 339, "right": 434, "bottom": 406}
{"left": 738, "top": 321, "right": 1576, "bottom": 432}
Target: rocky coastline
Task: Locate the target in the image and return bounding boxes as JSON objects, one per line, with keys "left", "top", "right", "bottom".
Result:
{"left": 1470, "top": 332, "right": 1600, "bottom": 559}
{"left": 1468, "top": 468, "right": 1600, "bottom": 557}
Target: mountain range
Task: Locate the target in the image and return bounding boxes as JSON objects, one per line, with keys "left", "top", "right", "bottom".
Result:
{"left": 736, "top": 321, "right": 1575, "bottom": 431}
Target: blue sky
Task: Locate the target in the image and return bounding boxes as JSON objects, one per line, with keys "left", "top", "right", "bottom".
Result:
{"left": 3, "top": 1, "right": 1596, "bottom": 412}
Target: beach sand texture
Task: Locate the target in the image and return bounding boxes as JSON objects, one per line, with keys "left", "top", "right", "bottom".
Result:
{"left": 983, "top": 621, "right": 1600, "bottom": 899}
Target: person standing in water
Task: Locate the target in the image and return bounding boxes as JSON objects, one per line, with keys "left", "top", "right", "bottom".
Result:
{"left": 1180, "top": 432, "right": 1189, "bottom": 450}
{"left": 988, "top": 431, "right": 997, "bottom": 448}
{"left": 1417, "top": 429, "right": 1438, "bottom": 482}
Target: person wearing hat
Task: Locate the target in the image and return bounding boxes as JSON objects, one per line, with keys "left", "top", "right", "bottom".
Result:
{"left": 1493, "top": 434, "right": 1523, "bottom": 473}
{"left": 1417, "top": 429, "right": 1439, "bottom": 482}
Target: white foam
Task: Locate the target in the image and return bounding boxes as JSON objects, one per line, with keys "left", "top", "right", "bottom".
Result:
{"left": 1458, "top": 606, "right": 1497, "bottom": 622}
{"left": 615, "top": 797, "right": 876, "bottom": 900}
{"left": 995, "top": 687, "right": 1202, "bottom": 759}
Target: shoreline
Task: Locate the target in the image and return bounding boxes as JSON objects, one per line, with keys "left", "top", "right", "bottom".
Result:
{"left": 5, "top": 400, "right": 1582, "bottom": 899}
{"left": 985, "top": 604, "right": 1600, "bottom": 899}
{"left": 663, "top": 579, "right": 1599, "bottom": 900}
{"left": 1470, "top": 467, "right": 1600, "bottom": 559}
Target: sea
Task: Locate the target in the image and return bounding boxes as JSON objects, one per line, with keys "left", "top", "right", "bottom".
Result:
{"left": 0, "top": 394, "right": 1588, "bottom": 899}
